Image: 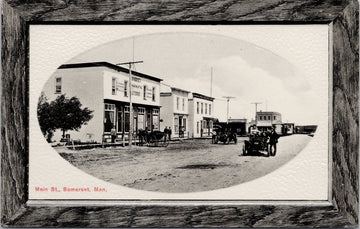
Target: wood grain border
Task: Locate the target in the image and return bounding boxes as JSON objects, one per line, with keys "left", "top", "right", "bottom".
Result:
{"left": 1, "top": 0, "right": 358, "bottom": 227}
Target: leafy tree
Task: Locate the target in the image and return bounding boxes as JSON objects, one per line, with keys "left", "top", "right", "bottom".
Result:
{"left": 37, "top": 93, "right": 56, "bottom": 142}
{"left": 37, "top": 93, "right": 93, "bottom": 141}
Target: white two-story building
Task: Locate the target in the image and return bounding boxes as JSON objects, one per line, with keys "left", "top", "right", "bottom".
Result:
{"left": 41, "top": 62, "right": 162, "bottom": 143}
{"left": 160, "top": 86, "right": 190, "bottom": 138}
{"left": 188, "top": 93, "right": 215, "bottom": 138}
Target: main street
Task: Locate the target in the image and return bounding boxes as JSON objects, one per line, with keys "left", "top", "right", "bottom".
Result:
{"left": 58, "top": 134, "right": 312, "bottom": 193}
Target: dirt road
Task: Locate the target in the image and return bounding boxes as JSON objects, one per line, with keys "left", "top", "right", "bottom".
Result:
{"left": 58, "top": 134, "right": 312, "bottom": 193}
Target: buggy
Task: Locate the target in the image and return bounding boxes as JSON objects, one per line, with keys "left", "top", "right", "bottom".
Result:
{"left": 243, "top": 134, "right": 272, "bottom": 157}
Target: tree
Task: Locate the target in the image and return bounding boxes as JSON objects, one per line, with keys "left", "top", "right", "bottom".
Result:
{"left": 37, "top": 93, "right": 56, "bottom": 142}
{"left": 50, "top": 94, "right": 93, "bottom": 139}
{"left": 37, "top": 93, "right": 94, "bottom": 142}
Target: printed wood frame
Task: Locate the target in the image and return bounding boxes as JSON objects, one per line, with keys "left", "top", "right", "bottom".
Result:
{"left": 1, "top": 0, "right": 359, "bottom": 227}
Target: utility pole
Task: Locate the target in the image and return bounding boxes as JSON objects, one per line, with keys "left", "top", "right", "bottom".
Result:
{"left": 251, "top": 102, "right": 262, "bottom": 124}
{"left": 223, "top": 96, "right": 235, "bottom": 124}
{"left": 116, "top": 60, "right": 143, "bottom": 147}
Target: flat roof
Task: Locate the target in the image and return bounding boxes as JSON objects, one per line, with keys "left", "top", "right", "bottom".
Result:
{"left": 192, "top": 92, "right": 215, "bottom": 101}
{"left": 59, "top": 62, "right": 163, "bottom": 82}
{"left": 171, "top": 87, "right": 190, "bottom": 93}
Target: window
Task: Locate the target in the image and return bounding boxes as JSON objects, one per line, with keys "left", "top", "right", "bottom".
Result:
{"left": 209, "top": 104, "right": 212, "bottom": 115}
{"left": 152, "top": 87, "right": 156, "bottom": 101}
{"left": 112, "top": 78, "right": 117, "bottom": 95}
{"left": 152, "top": 109, "right": 160, "bottom": 115}
{"left": 176, "top": 97, "right": 180, "bottom": 110}
{"left": 55, "top": 77, "right": 61, "bottom": 93}
{"left": 143, "top": 85, "right": 147, "bottom": 100}
{"left": 201, "top": 103, "right": 203, "bottom": 114}
{"left": 260, "top": 116, "right": 263, "bottom": 121}
{"left": 205, "top": 104, "right": 208, "bottom": 114}
{"left": 182, "top": 98, "right": 185, "bottom": 111}
{"left": 104, "top": 103, "right": 115, "bottom": 133}
{"left": 197, "top": 102, "right": 199, "bottom": 114}
{"left": 152, "top": 109, "right": 160, "bottom": 130}
{"left": 268, "top": 115, "right": 271, "bottom": 120}
{"left": 124, "top": 80, "right": 128, "bottom": 97}
{"left": 138, "top": 107, "right": 145, "bottom": 114}
{"left": 183, "top": 118, "right": 186, "bottom": 131}
{"left": 264, "top": 116, "right": 267, "bottom": 120}
{"left": 274, "top": 116, "right": 276, "bottom": 120}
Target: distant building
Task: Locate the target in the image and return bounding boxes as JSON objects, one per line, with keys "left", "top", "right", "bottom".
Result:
{"left": 188, "top": 93, "right": 215, "bottom": 138}
{"left": 160, "top": 87, "right": 190, "bottom": 138}
{"left": 41, "top": 62, "right": 162, "bottom": 143}
{"left": 227, "top": 119, "right": 247, "bottom": 136}
{"left": 256, "top": 111, "right": 282, "bottom": 132}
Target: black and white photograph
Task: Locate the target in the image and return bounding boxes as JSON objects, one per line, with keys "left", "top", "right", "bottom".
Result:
{"left": 28, "top": 25, "right": 330, "bottom": 200}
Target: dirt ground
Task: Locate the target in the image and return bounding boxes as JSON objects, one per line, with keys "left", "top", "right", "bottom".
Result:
{"left": 57, "top": 134, "right": 312, "bottom": 193}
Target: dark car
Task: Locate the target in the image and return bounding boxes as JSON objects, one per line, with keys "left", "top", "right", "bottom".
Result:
{"left": 243, "top": 134, "right": 271, "bottom": 157}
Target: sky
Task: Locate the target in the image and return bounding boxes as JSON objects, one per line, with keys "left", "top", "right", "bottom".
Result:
{"left": 69, "top": 33, "right": 321, "bottom": 125}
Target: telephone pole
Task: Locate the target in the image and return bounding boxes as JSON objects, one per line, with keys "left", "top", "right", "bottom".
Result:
{"left": 210, "top": 67, "right": 213, "bottom": 97}
{"left": 116, "top": 60, "right": 143, "bottom": 147}
{"left": 251, "top": 102, "right": 262, "bottom": 124}
{"left": 223, "top": 96, "right": 235, "bottom": 124}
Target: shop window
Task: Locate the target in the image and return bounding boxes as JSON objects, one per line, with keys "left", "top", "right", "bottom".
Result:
{"left": 104, "top": 103, "right": 115, "bottom": 133}
{"left": 124, "top": 80, "right": 128, "bottom": 97}
{"left": 55, "top": 77, "right": 62, "bottom": 93}
{"left": 152, "top": 115, "right": 159, "bottom": 130}
{"left": 174, "top": 117, "right": 179, "bottom": 133}
{"left": 112, "top": 78, "right": 117, "bottom": 95}
{"left": 124, "top": 106, "right": 130, "bottom": 132}
{"left": 117, "top": 111, "right": 123, "bottom": 132}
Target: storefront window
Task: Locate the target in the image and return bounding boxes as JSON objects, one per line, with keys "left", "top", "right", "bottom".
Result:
{"left": 104, "top": 103, "right": 115, "bottom": 133}
{"left": 117, "top": 111, "right": 122, "bottom": 132}
{"left": 174, "top": 117, "right": 179, "bottom": 133}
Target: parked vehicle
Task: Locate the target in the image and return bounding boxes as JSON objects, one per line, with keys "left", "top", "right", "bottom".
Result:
{"left": 243, "top": 134, "right": 272, "bottom": 157}
{"left": 212, "top": 124, "right": 237, "bottom": 144}
{"left": 138, "top": 130, "right": 169, "bottom": 147}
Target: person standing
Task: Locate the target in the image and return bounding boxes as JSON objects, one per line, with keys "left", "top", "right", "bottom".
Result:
{"left": 163, "top": 126, "right": 168, "bottom": 141}
{"left": 268, "top": 128, "right": 279, "bottom": 156}
{"left": 110, "top": 126, "right": 117, "bottom": 143}
{"left": 168, "top": 127, "right": 172, "bottom": 141}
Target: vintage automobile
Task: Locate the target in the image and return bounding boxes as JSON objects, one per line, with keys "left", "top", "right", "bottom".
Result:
{"left": 212, "top": 125, "right": 237, "bottom": 144}
{"left": 243, "top": 133, "right": 273, "bottom": 157}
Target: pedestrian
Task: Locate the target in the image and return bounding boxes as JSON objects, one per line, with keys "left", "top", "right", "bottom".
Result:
{"left": 163, "top": 126, "right": 168, "bottom": 141}
{"left": 168, "top": 127, "right": 172, "bottom": 141}
{"left": 268, "top": 127, "right": 279, "bottom": 156}
{"left": 110, "top": 126, "right": 117, "bottom": 143}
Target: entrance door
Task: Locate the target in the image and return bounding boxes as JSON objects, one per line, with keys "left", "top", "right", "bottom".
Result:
{"left": 179, "top": 116, "right": 183, "bottom": 138}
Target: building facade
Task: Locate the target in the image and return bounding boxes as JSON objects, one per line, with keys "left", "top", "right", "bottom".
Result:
{"left": 255, "top": 111, "right": 282, "bottom": 132}
{"left": 160, "top": 87, "right": 190, "bottom": 138}
{"left": 41, "top": 62, "right": 162, "bottom": 143}
{"left": 188, "top": 93, "right": 215, "bottom": 138}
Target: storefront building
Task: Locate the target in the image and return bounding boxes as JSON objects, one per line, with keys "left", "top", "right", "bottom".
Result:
{"left": 188, "top": 93, "right": 215, "bottom": 138}
{"left": 255, "top": 111, "right": 282, "bottom": 132}
{"left": 160, "top": 86, "right": 190, "bottom": 138}
{"left": 42, "top": 62, "right": 162, "bottom": 143}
